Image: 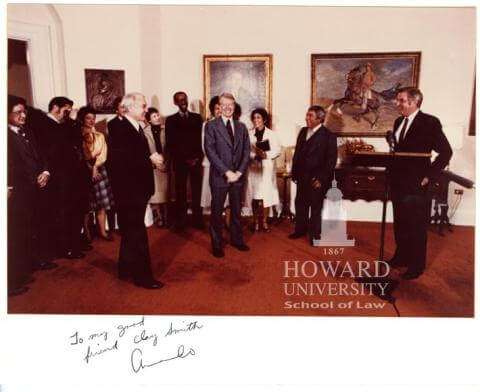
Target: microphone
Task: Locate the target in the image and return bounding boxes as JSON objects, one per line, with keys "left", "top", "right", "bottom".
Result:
{"left": 385, "top": 130, "right": 395, "bottom": 151}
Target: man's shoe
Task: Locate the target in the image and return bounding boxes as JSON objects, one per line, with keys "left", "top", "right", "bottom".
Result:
{"left": 8, "top": 286, "right": 29, "bottom": 297}
{"left": 35, "top": 261, "right": 58, "bottom": 271}
{"left": 212, "top": 248, "right": 225, "bottom": 258}
{"left": 288, "top": 232, "right": 305, "bottom": 239}
{"left": 134, "top": 279, "right": 164, "bottom": 289}
{"left": 231, "top": 243, "right": 249, "bottom": 251}
{"left": 402, "top": 270, "right": 422, "bottom": 280}
{"left": 64, "top": 250, "right": 85, "bottom": 259}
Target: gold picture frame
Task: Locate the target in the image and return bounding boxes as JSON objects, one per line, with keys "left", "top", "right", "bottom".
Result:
{"left": 311, "top": 52, "right": 421, "bottom": 137}
{"left": 203, "top": 54, "right": 272, "bottom": 125}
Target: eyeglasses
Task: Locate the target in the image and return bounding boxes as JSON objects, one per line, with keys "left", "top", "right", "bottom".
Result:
{"left": 11, "top": 110, "right": 27, "bottom": 115}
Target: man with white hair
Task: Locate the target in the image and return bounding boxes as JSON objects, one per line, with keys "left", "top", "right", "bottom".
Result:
{"left": 107, "top": 92, "right": 164, "bottom": 289}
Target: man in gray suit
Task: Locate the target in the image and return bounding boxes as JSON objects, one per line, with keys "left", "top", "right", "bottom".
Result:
{"left": 205, "top": 93, "right": 251, "bottom": 257}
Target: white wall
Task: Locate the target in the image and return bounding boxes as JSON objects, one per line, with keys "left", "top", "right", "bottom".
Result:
{"left": 150, "top": 5, "right": 476, "bottom": 225}
{"left": 53, "top": 4, "right": 143, "bottom": 112}
{"left": 7, "top": 5, "right": 476, "bottom": 225}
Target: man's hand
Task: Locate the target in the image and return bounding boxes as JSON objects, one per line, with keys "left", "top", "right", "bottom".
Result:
{"left": 234, "top": 171, "right": 242, "bottom": 181}
{"left": 225, "top": 170, "right": 237, "bottom": 183}
{"left": 37, "top": 172, "right": 50, "bottom": 188}
{"left": 69, "top": 108, "right": 78, "bottom": 120}
{"left": 420, "top": 177, "right": 429, "bottom": 187}
{"left": 156, "top": 162, "right": 167, "bottom": 172}
{"left": 312, "top": 178, "right": 321, "bottom": 189}
{"left": 150, "top": 152, "right": 164, "bottom": 168}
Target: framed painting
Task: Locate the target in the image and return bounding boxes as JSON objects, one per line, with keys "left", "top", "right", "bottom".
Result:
{"left": 311, "top": 52, "right": 421, "bottom": 136}
{"left": 203, "top": 54, "right": 272, "bottom": 126}
{"left": 85, "top": 69, "right": 125, "bottom": 114}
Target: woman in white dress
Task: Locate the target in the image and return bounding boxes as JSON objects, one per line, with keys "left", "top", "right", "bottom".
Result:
{"left": 144, "top": 107, "right": 169, "bottom": 227}
{"left": 247, "top": 108, "right": 280, "bottom": 232}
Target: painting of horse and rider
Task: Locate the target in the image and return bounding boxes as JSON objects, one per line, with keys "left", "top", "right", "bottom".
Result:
{"left": 311, "top": 52, "right": 421, "bottom": 136}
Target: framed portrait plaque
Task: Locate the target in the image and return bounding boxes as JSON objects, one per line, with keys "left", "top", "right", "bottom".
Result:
{"left": 203, "top": 54, "right": 272, "bottom": 125}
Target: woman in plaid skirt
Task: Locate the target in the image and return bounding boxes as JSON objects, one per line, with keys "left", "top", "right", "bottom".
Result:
{"left": 78, "top": 106, "right": 115, "bottom": 242}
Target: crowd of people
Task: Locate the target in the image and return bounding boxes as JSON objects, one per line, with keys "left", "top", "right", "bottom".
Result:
{"left": 8, "top": 85, "right": 450, "bottom": 297}
{"left": 8, "top": 91, "right": 311, "bottom": 295}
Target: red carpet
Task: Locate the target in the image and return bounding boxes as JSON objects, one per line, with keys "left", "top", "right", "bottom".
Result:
{"left": 8, "top": 220, "right": 474, "bottom": 317}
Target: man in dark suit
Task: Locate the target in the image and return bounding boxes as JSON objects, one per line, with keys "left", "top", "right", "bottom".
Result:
{"left": 165, "top": 91, "right": 204, "bottom": 231}
{"left": 34, "top": 96, "right": 89, "bottom": 260}
{"left": 389, "top": 87, "right": 452, "bottom": 280}
{"left": 105, "top": 96, "right": 126, "bottom": 232}
{"left": 7, "top": 96, "right": 56, "bottom": 296}
{"left": 204, "top": 92, "right": 251, "bottom": 258}
{"left": 107, "top": 92, "right": 164, "bottom": 289}
{"left": 289, "top": 105, "right": 338, "bottom": 244}
{"left": 107, "top": 96, "right": 126, "bottom": 139}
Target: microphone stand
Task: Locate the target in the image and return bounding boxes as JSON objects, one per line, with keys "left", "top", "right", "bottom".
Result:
{"left": 355, "top": 131, "right": 401, "bottom": 317}
{"left": 379, "top": 132, "right": 395, "bottom": 261}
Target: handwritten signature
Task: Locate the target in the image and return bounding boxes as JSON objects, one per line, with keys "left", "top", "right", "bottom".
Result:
{"left": 165, "top": 321, "right": 203, "bottom": 337}
{"left": 130, "top": 345, "right": 196, "bottom": 373}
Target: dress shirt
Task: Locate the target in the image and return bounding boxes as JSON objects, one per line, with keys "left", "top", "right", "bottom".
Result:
{"left": 124, "top": 114, "right": 141, "bottom": 133}
{"left": 395, "top": 109, "right": 420, "bottom": 143}
{"left": 221, "top": 115, "right": 235, "bottom": 135}
{"left": 306, "top": 123, "right": 323, "bottom": 141}
{"left": 9, "top": 124, "right": 50, "bottom": 177}
{"left": 47, "top": 113, "right": 61, "bottom": 124}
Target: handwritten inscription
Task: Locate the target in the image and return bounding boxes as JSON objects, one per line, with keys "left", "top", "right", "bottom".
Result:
{"left": 165, "top": 321, "right": 203, "bottom": 337}
{"left": 131, "top": 345, "right": 196, "bottom": 373}
{"left": 68, "top": 317, "right": 202, "bottom": 372}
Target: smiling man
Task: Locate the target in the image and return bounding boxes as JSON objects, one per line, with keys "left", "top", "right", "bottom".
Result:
{"left": 289, "top": 105, "right": 337, "bottom": 246}
{"left": 204, "top": 92, "right": 251, "bottom": 258}
{"left": 388, "top": 87, "right": 453, "bottom": 280}
{"left": 8, "top": 96, "right": 55, "bottom": 296}
{"left": 165, "top": 91, "right": 204, "bottom": 231}
{"left": 107, "top": 92, "right": 164, "bottom": 289}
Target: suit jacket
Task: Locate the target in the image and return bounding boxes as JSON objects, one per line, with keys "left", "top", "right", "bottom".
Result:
{"left": 107, "top": 115, "right": 125, "bottom": 139}
{"left": 291, "top": 125, "right": 338, "bottom": 189}
{"left": 165, "top": 111, "right": 203, "bottom": 170}
{"left": 8, "top": 126, "right": 47, "bottom": 192}
{"left": 390, "top": 110, "right": 453, "bottom": 192}
{"left": 204, "top": 117, "right": 250, "bottom": 188}
{"left": 107, "top": 116, "right": 154, "bottom": 207}
{"left": 34, "top": 114, "right": 87, "bottom": 190}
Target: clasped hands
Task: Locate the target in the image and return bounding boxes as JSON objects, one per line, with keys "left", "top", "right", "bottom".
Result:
{"left": 225, "top": 170, "right": 242, "bottom": 183}
{"left": 150, "top": 152, "right": 167, "bottom": 172}
{"left": 37, "top": 172, "right": 50, "bottom": 188}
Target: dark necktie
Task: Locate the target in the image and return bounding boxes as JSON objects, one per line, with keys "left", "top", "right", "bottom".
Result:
{"left": 138, "top": 124, "right": 145, "bottom": 138}
{"left": 398, "top": 117, "right": 408, "bottom": 144}
{"left": 226, "top": 120, "right": 234, "bottom": 145}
